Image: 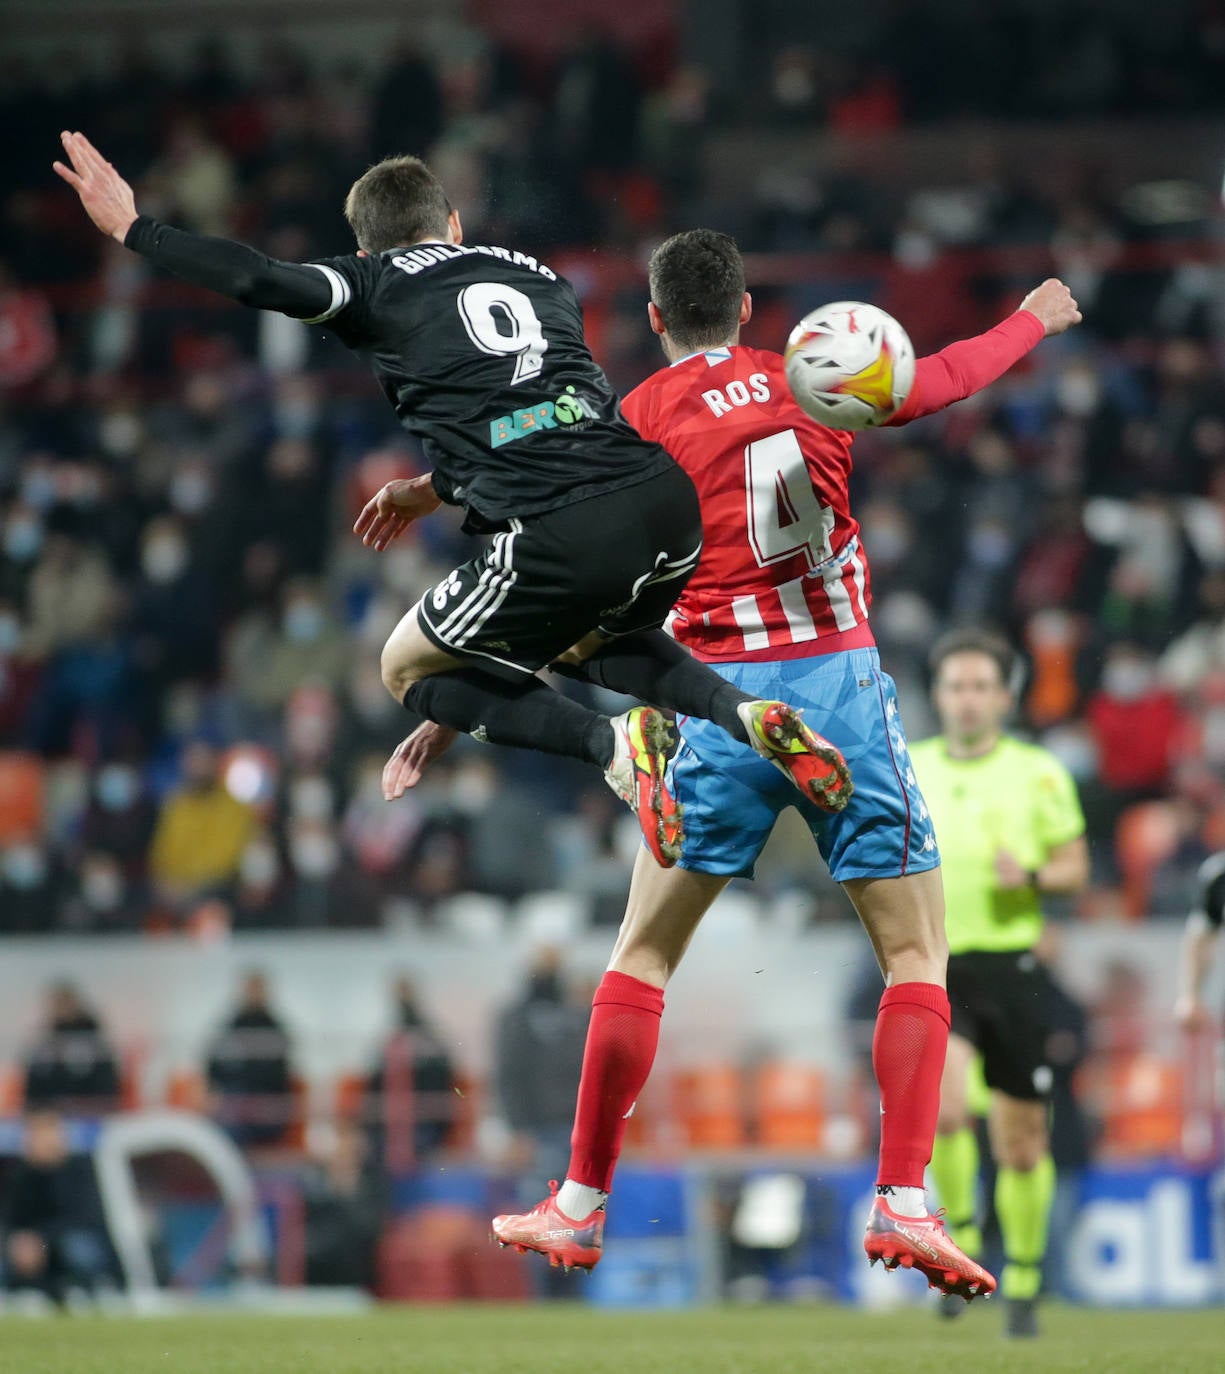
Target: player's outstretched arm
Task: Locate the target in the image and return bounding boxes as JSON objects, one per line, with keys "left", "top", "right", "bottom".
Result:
{"left": 1174, "top": 916, "right": 1217, "bottom": 1033}
{"left": 888, "top": 278, "right": 1081, "bottom": 425}
{"left": 53, "top": 130, "right": 334, "bottom": 320}
{"left": 353, "top": 474, "right": 444, "bottom": 550}
{"left": 382, "top": 721, "right": 460, "bottom": 799}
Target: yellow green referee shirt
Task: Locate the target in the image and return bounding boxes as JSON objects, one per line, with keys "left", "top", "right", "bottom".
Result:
{"left": 909, "top": 734, "right": 1085, "bottom": 956}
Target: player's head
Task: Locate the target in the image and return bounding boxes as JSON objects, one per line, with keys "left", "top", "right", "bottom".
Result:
{"left": 646, "top": 229, "right": 751, "bottom": 359}
{"left": 344, "top": 155, "right": 461, "bottom": 254}
{"left": 929, "top": 628, "right": 1016, "bottom": 747}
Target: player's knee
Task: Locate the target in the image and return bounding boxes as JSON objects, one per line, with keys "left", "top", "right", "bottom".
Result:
{"left": 380, "top": 642, "right": 419, "bottom": 703}
{"left": 937, "top": 1103, "right": 968, "bottom": 1136}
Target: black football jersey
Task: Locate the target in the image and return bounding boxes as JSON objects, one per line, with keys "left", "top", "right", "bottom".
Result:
{"left": 305, "top": 242, "right": 674, "bottom": 525}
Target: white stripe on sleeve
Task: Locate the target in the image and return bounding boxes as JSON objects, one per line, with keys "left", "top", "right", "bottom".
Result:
{"left": 299, "top": 264, "right": 353, "bottom": 323}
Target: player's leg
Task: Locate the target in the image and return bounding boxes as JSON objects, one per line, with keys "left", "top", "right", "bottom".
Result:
{"left": 492, "top": 853, "right": 727, "bottom": 1269}
{"left": 379, "top": 530, "right": 683, "bottom": 863}
{"left": 930, "top": 1031, "right": 984, "bottom": 1258}
{"left": 381, "top": 606, "right": 612, "bottom": 764}
{"left": 989, "top": 1090, "right": 1053, "bottom": 1331}
{"left": 493, "top": 708, "right": 780, "bottom": 1270}
{"left": 557, "top": 630, "right": 852, "bottom": 813}
{"left": 849, "top": 873, "right": 995, "bottom": 1299}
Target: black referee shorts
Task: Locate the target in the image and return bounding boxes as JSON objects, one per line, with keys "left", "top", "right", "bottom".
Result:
{"left": 946, "top": 949, "right": 1060, "bottom": 1102}
{"left": 416, "top": 464, "right": 703, "bottom": 675}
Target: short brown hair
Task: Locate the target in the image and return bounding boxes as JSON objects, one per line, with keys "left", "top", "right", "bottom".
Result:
{"left": 929, "top": 628, "right": 1015, "bottom": 686}
{"left": 343, "top": 155, "right": 452, "bottom": 254}
{"left": 648, "top": 229, "right": 746, "bottom": 353}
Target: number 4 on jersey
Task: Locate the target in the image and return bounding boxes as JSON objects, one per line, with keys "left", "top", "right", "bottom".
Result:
{"left": 745, "top": 429, "right": 834, "bottom": 569}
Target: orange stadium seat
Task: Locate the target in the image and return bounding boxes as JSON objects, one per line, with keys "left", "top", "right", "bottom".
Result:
{"left": 0, "top": 752, "right": 45, "bottom": 842}
{"left": 0, "top": 1063, "right": 24, "bottom": 1116}
{"left": 334, "top": 1072, "right": 368, "bottom": 1124}
{"left": 674, "top": 1064, "right": 746, "bottom": 1149}
{"left": 753, "top": 1061, "right": 826, "bottom": 1150}
{"left": 165, "top": 1068, "right": 208, "bottom": 1112}
{"left": 1097, "top": 1054, "right": 1185, "bottom": 1159}
{"left": 1115, "top": 800, "right": 1182, "bottom": 919}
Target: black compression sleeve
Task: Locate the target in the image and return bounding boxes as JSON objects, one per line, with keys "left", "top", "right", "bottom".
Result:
{"left": 123, "top": 215, "right": 335, "bottom": 319}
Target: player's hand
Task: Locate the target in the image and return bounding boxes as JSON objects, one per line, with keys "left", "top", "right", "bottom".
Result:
{"left": 1019, "top": 278, "right": 1082, "bottom": 336}
{"left": 993, "top": 848, "right": 1032, "bottom": 890}
{"left": 353, "top": 475, "right": 442, "bottom": 550}
{"left": 1173, "top": 994, "right": 1214, "bottom": 1035}
{"left": 382, "top": 720, "right": 459, "bottom": 799}
{"left": 52, "top": 131, "right": 138, "bottom": 243}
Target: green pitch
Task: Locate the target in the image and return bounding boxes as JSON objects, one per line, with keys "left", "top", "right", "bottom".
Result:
{"left": 0, "top": 1303, "right": 1219, "bottom": 1374}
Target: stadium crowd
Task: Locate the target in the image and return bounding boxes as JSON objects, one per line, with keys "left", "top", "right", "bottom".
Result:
{"left": 1, "top": 13, "right": 1225, "bottom": 936}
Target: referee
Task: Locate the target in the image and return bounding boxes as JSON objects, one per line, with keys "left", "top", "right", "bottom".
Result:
{"left": 911, "top": 630, "right": 1089, "bottom": 1338}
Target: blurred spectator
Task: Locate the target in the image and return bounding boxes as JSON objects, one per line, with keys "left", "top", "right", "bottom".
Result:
{"left": 494, "top": 947, "right": 588, "bottom": 1297}
{"left": 367, "top": 974, "right": 456, "bottom": 1166}
{"left": 146, "top": 119, "right": 236, "bottom": 237}
{"left": 206, "top": 970, "right": 295, "bottom": 1148}
{"left": 368, "top": 42, "right": 444, "bottom": 163}
{"left": 0, "top": 261, "right": 56, "bottom": 390}
{"left": 22, "top": 982, "right": 120, "bottom": 1114}
{"left": 148, "top": 741, "right": 255, "bottom": 911}
{"left": 1085, "top": 643, "right": 1188, "bottom": 838}
{"left": 2, "top": 1110, "right": 114, "bottom": 1302}
{"left": 302, "top": 1118, "right": 386, "bottom": 1289}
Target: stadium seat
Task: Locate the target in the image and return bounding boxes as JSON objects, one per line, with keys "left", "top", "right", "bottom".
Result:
{"left": 1115, "top": 801, "right": 1183, "bottom": 918}
{"left": 0, "top": 1063, "right": 24, "bottom": 1116}
{"left": 377, "top": 1206, "right": 530, "bottom": 1302}
{"left": 1097, "top": 1053, "right": 1185, "bottom": 1159}
{"left": 435, "top": 895, "right": 507, "bottom": 941}
{"left": 334, "top": 1072, "right": 368, "bottom": 1124}
{"left": 513, "top": 891, "right": 591, "bottom": 943}
{"left": 166, "top": 1068, "right": 208, "bottom": 1112}
{"left": 752, "top": 1061, "right": 826, "bottom": 1151}
{"left": 674, "top": 1064, "right": 746, "bottom": 1149}
{"left": 0, "top": 751, "right": 45, "bottom": 842}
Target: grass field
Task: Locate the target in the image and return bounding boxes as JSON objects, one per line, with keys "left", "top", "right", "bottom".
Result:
{"left": 0, "top": 1303, "right": 1217, "bottom": 1374}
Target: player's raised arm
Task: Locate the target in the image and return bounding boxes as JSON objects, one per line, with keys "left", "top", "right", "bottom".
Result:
{"left": 53, "top": 130, "right": 336, "bottom": 321}
{"left": 887, "top": 278, "right": 1082, "bottom": 425}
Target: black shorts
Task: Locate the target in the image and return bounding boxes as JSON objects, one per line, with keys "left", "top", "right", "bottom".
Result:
{"left": 946, "top": 949, "right": 1059, "bottom": 1102}
{"left": 416, "top": 464, "right": 703, "bottom": 674}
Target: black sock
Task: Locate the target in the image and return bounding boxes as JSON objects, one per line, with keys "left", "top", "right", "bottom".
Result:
{"left": 404, "top": 670, "right": 614, "bottom": 768}
{"left": 573, "top": 631, "right": 755, "bottom": 744}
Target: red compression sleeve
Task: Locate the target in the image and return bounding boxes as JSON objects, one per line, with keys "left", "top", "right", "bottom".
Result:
{"left": 888, "top": 309, "right": 1046, "bottom": 424}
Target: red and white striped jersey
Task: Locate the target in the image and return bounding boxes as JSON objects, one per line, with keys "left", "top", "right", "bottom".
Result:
{"left": 622, "top": 343, "right": 874, "bottom": 662}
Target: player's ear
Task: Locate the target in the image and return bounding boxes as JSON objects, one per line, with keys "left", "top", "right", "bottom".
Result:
{"left": 448, "top": 209, "right": 463, "bottom": 245}
{"left": 647, "top": 301, "right": 666, "bottom": 337}
{"left": 739, "top": 292, "right": 753, "bottom": 325}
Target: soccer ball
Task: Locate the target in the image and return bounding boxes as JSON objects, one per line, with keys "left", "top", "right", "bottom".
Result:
{"left": 783, "top": 301, "right": 915, "bottom": 429}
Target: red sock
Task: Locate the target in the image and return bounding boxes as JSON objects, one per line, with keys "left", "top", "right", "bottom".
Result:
{"left": 567, "top": 970, "right": 664, "bottom": 1192}
{"left": 872, "top": 981, "right": 950, "bottom": 1189}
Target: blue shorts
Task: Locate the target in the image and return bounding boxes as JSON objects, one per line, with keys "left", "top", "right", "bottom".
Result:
{"left": 671, "top": 647, "right": 939, "bottom": 883}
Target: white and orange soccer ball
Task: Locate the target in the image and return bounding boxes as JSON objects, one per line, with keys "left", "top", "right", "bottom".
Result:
{"left": 783, "top": 301, "right": 915, "bottom": 429}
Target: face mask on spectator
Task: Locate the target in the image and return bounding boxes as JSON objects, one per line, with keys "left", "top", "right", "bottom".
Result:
{"left": 284, "top": 601, "right": 324, "bottom": 643}
{"left": 95, "top": 764, "right": 139, "bottom": 812}
{"left": 240, "top": 840, "right": 281, "bottom": 888}
{"left": 290, "top": 829, "right": 339, "bottom": 879}
{"left": 0, "top": 613, "right": 21, "bottom": 655}
{"left": 98, "top": 410, "right": 144, "bottom": 459}
{"left": 3, "top": 844, "right": 48, "bottom": 890}
{"left": 142, "top": 536, "right": 188, "bottom": 583}
{"left": 81, "top": 863, "right": 124, "bottom": 912}
{"left": 967, "top": 521, "right": 1012, "bottom": 568}
{"left": 4, "top": 517, "right": 43, "bottom": 563}
{"left": 1056, "top": 373, "right": 1101, "bottom": 417}
{"left": 169, "top": 468, "right": 214, "bottom": 515}
{"left": 1102, "top": 659, "right": 1154, "bottom": 701}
